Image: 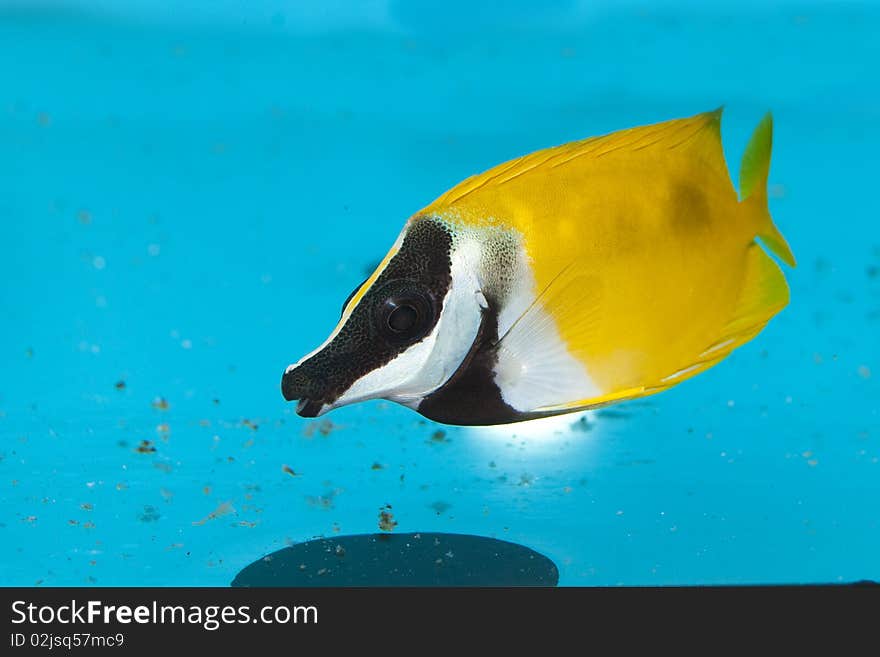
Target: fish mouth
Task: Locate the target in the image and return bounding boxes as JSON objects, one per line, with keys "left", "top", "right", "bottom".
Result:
{"left": 295, "top": 398, "right": 324, "bottom": 418}
{"left": 281, "top": 367, "right": 326, "bottom": 417}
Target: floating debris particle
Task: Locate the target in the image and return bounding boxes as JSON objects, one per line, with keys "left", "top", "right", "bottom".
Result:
{"left": 151, "top": 397, "right": 170, "bottom": 411}
{"left": 199, "top": 419, "right": 211, "bottom": 427}
{"left": 518, "top": 473, "right": 534, "bottom": 487}
{"left": 77, "top": 209, "right": 91, "bottom": 224}
{"left": 115, "top": 482, "right": 127, "bottom": 491}
{"left": 193, "top": 501, "right": 235, "bottom": 526}
{"left": 370, "top": 462, "right": 384, "bottom": 470}
{"left": 236, "top": 521, "right": 258, "bottom": 528}
{"left": 429, "top": 430, "right": 447, "bottom": 443}
{"left": 335, "top": 544, "right": 346, "bottom": 557}
{"left": 306, "top": 490, "right": 340, "bottom": 510}
{"left": 82, "top": 521, "right": 96, "bottom": 529}
{"left": 430, "top": 501, "right": 451, "bottom": 515}
{"left": 160, "top": 488, "right": 174, "bottom": 501}
{"left": 303, "top": 419, "right": 337, "bottom": 438}
{"left": 138, "top": 505, "right": 161, "bottom": 523}
{"left": 241, "top": 419, "right": 259, "bottom": 431}
{"left": 378, "top": 504, "right": 398, "bottom": 532}
{"left": 858, "top": 365, "right": 871, "bottom": 379}
{"left": 114, "top": 380, "right": 126, "bottom": 391}
{"left": 281, "top": 464, "right": 300, "bottom": 477}
{"left": 202, "top": 486, "right": 211, "bottom": 496}
{"left": 68, "top": 519, "right": 79, "bottom": 526}
{"left": 768, "top": 183, "right": 786, "bottom": 199}
{"left": 135, "top": 440, "right": 156, "bottom": 454}
{"left": 813, "top": 257, "right": 831, "bottom": 274}
{"left": 571, "top": 416, "right": 592, "bottom": 432}
{"left": 25, "top": 347, "right": 34, "bottom": 358}
{"left": 156, "top": 423, "right": 170, "bottom": 434}
{"left": 596, "top": 409, "right": 631, "bottom": 420}
{"left": 80, "top": 503, "right": 93, "bottom": 511}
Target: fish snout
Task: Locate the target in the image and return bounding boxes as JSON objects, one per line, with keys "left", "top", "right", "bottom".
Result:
{"left": 281, "top": 366, "right": 327, "bottom": 417}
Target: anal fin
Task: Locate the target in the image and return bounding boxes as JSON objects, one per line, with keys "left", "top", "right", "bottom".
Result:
{"left": 659, "top": 241, "right": 789, "bottom": 386}
{"left": 530, "top": 242, "right": 790, "bottom": 417}
{"left": 708, "top": 241, "right": 789, "bottom": 352}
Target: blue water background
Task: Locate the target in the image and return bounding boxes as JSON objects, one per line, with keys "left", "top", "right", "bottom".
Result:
{"left": 1, "top": 1, "right": 878, "bottom": 585}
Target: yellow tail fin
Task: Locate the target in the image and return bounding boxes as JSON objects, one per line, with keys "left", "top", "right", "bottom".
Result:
{"left": 740, "top": 113, "right": 797, "bottom": 268}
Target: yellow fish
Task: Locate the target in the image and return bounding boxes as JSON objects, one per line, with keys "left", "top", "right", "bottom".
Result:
{"left": 282, "top": 109, "right": 795, "bottom": 425}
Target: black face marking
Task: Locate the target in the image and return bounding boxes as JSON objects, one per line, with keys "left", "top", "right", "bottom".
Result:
{"left": 339, "top": 276, "right": 370, "bottom": 318}
{"left": 417, "top": 298, "right": 522, "bottom": 426}
{"left": 281, "top": 216, "right": 453, "bottom": 415}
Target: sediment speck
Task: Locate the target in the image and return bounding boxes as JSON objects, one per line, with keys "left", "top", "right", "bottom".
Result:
{"left": 378, "top": 504, "right": 397, "bottom": 532}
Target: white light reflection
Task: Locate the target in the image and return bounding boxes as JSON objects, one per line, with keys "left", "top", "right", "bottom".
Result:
{"left": 466, "top": 410, "right": 601, "bottom": 455}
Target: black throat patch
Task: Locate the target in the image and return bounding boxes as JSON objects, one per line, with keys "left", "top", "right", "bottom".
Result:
{"left": 417, "top": 297, "right": 520, "bottom": 426}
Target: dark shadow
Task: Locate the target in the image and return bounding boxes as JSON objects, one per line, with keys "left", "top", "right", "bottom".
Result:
{"left": 231, "top": 532, "right": 559, "bottom": 587}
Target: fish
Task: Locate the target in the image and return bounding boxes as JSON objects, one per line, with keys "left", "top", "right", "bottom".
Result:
{"left": 281, "top": 109, "right": 795, "bottom": 426}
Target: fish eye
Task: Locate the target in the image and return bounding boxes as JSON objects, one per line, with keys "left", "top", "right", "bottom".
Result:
{"left": 387, "top": 303, "right": 418, "bottom": 333}
{"left": 376, "top": 288, "right": 434, "bottom": 344}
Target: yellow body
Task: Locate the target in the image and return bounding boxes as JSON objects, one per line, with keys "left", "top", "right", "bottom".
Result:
{"left": 420, "top": 110, "right": 795, "bottom": 410}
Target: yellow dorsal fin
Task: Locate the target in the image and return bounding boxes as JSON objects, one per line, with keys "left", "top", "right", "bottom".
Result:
{"left": 425, "top": 109, "right": 728, "bottom": 213}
